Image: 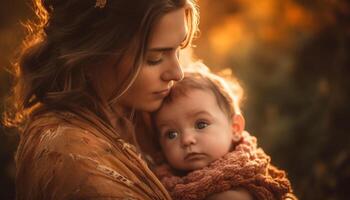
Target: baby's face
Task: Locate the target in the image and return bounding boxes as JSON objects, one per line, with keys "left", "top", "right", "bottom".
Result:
{"left": 155, "top": 89, "right": 235, "bottom": 171}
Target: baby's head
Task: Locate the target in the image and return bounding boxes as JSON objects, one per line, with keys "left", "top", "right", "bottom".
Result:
{"left": 153, "top": 65, "right": 245, "bottom": 171}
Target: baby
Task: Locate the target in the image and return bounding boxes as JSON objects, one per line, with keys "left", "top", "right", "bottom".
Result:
{"left": 152, "top": 64, "right": 297, "bottom": 200}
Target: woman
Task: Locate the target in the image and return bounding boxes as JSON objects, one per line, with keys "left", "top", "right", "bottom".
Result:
{"left": 6, "top": 0, "right": 198, "bottom": 199}
{"left": 6, "top": 0, "right": 255, "bottom": 199}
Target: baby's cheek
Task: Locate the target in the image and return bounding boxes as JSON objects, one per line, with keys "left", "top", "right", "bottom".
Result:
{"left": 167, "top": 147, "right": 183, "bottom": 167}
{"left": 163, "top": 144, "right": 176, "bottom": 160}
{"left": 208, "top": 140, "right": 231, "bottom": 160}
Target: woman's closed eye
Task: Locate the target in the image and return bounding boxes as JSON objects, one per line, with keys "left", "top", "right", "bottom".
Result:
{"left": 147, "top": 58, "right": 163, "bottom": 65}
{"left": 195, "top": 120, "right": 209, "bottom": 130}
{"left": 146, "top": 52, "right": 163, "bottom": 65}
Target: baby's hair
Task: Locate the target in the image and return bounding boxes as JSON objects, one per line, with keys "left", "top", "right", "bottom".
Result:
{"left": 162, "top": 62, "right": 244, "bottom": 119}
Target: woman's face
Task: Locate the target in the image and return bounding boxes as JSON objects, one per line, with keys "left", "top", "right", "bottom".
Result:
{"left": 116, "top": 8, "right": 189, "bottom": 112}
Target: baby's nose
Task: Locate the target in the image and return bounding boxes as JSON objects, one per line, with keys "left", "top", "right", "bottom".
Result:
{"left": 181, "top": 132, "right": 196, "bottom": 147}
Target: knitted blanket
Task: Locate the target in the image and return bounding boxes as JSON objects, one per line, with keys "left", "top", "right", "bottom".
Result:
{"left": 154, "top": 132, "right": 297, "bottom": 200}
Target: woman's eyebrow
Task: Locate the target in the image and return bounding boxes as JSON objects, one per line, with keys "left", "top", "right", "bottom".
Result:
{"left": 148, "top": 34, "right": 188, "bottom": 52}
{"left": 148, "top": 47, "right": 175, "bottom": 52}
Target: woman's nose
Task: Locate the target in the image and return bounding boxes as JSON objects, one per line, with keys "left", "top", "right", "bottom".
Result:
{"left": 161, "top": 54, "right": 184, "bottom": 82}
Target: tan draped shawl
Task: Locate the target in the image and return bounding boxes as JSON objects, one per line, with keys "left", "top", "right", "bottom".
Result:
{"left": 15, "top": 109, "right": 172, "bottom": 200}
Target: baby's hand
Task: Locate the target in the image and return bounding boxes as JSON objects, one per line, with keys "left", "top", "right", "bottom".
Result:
{"left": 206, "top": 189, "right": 253, "bottom": 200}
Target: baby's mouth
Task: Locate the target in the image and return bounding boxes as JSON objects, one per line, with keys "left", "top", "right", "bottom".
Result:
{"left": 184, "top": 152, "right": 207, "bottom": 161}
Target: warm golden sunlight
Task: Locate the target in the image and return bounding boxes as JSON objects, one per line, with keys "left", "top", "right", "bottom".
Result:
{"left": 1, "top": 0, "right": 349, "bottom": 199}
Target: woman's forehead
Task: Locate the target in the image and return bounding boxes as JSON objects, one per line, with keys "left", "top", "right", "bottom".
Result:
{"left": 148, "top": 8, "right": 188, "bottom": 51}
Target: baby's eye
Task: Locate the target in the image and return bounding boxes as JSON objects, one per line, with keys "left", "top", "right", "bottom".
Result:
{"left": 166, "top": 130, "right": 179, "bottom": 140}
{"left": 195, "top": 121, "right": 209, "bottom": 129}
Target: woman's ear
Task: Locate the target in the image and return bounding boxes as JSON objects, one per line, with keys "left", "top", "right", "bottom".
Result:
{"left": 231, "top": 114, "right": 245, "bottom": 135}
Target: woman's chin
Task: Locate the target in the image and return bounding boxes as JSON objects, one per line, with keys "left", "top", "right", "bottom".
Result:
{"left": 136, "top": 99, "right": 163, "bottom": 112}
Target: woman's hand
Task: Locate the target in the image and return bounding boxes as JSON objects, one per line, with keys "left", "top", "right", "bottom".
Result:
{"left": 206, "top": 189, "right": 253, "bottom": 200}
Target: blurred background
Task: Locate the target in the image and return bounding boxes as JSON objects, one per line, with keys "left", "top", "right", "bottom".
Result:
{"left": 1, "top": 0, "right": 349, "bottom": 199}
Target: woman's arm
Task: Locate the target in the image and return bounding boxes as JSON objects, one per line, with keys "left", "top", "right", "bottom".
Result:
{"left": 16, "top": 125, "right": 170, "bottom": 200}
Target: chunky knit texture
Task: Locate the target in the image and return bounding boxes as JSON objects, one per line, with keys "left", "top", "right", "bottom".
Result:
{"left": 154, "top": 131, "right": 297, "bottom": 200}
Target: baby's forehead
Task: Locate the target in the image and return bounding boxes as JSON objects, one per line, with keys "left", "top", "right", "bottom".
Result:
{"left": 154, "top": 88, "right": 226, "bottom": 121}
{"left": 154, "top": 88, "right": 206, "bottom": 112}
{"left": 166, "top": 87, "right": 213, "bottom": 103}
{"left": 161, "top": 88, "right": 213, "bottom": 108}
{"left": 157, "top": 88, "right": 233, "bottom": 127}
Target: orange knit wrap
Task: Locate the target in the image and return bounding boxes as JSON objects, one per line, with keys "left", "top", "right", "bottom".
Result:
{"left": 154, "top": 132, "right": 297, "bottom": 200}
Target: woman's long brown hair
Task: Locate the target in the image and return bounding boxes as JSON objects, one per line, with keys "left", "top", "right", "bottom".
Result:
{"left": 4, "top": 0, "right": 199, "bottom": 130}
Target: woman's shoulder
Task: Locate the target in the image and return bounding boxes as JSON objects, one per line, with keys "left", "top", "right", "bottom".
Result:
{"left": 38, "top": 123, "right": 110, "bottom": 155}
{"left": 21, "top": 112, "right": 106, "bottom": 152}
{"left": 16, "top": 111, "right": 158, "bottom": 200}
{"left": 16, "top": 124, "right": 141, "bottom": 200}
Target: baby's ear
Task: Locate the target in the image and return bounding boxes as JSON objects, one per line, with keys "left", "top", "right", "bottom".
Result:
{"left": 231, "top": 114, "right": 245, "bottom": 142}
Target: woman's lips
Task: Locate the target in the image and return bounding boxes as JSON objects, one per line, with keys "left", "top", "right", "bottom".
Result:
{"left": 153, "top": 89, "right": 170, "bottom": 98}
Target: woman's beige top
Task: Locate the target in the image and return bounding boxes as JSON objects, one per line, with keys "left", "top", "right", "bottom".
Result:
{"left": 15, "top": 109, "right": 172, "bottom": 200}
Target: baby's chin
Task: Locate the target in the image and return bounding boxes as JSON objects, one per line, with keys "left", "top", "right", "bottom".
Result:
{"left": 180, "top": 160, "right": 212, "bottom": 172}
